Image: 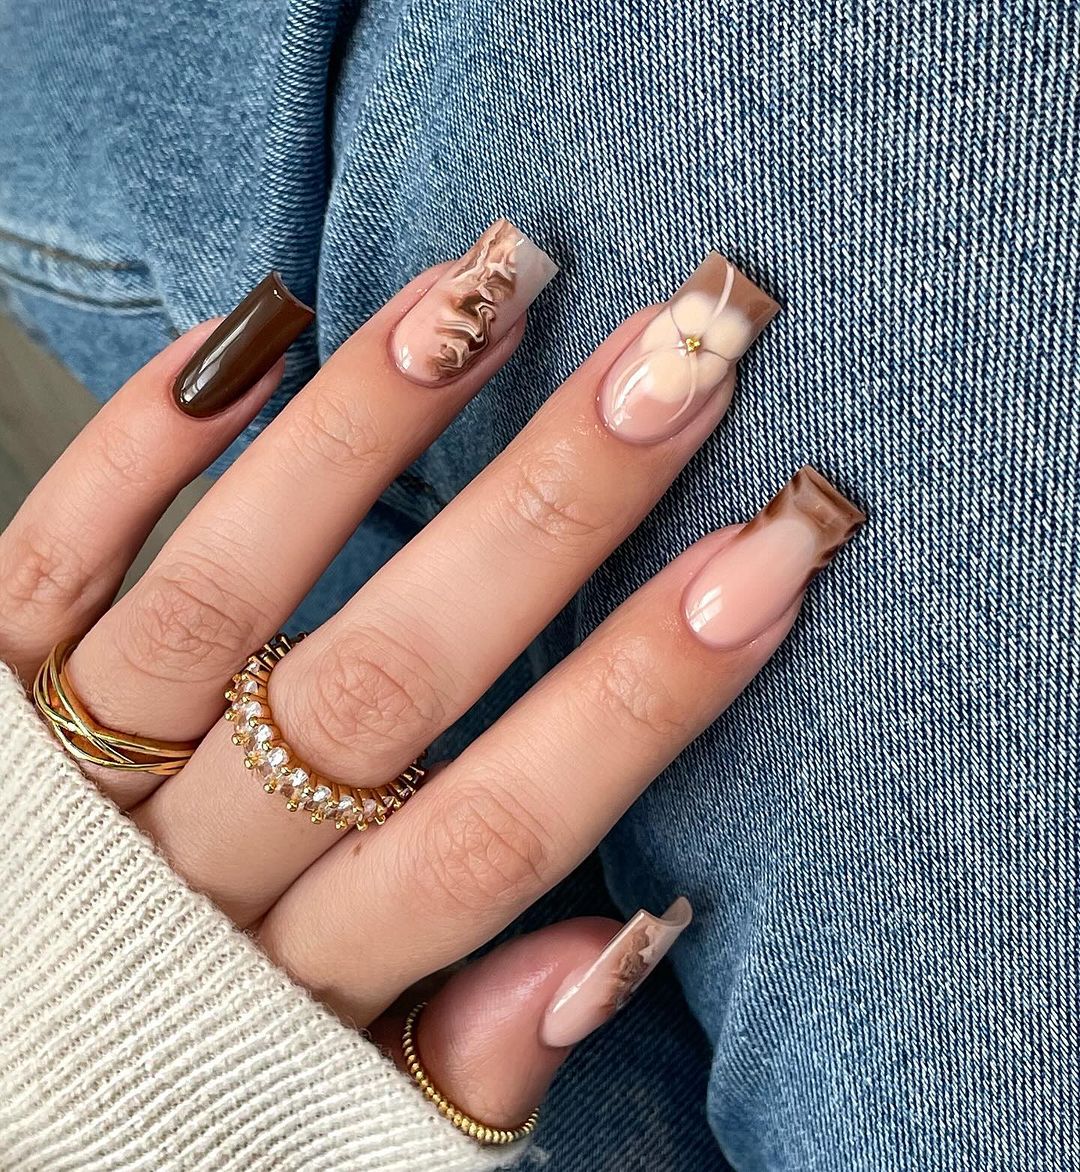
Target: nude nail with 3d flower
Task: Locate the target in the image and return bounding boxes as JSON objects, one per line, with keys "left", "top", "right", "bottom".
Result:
{"left": 599, "top": 253, "right": 779, "bottom": 444}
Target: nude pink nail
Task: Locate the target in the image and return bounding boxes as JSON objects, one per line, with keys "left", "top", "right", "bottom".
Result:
{"left": 390, "top": 219, "right": 557, "bottom": 386}
{"left": 598, "top": 253, "right": 779, "bottom": 444}
{"left": 539, "top": 897, "right": 692, "bottom": 1050}
{"left": 683, "top": 466, "right": 866, "bottom": 651}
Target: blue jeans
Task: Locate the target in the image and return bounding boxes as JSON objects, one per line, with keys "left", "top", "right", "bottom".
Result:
{"left": 1, "top": 1, "right": 1076, "bottom": 1168}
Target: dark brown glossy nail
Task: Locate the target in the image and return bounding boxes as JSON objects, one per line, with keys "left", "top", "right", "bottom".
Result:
{"left": 173, "top": 272, "right": 314, "bottom": 418}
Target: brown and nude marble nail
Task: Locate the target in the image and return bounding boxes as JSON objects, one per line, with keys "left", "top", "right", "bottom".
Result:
{"left": 390, "top": 219, "right": 558, "bottom": 386}
{"left": 540, "top": 897, "right": 692, "bottom": 1049}
{"left": 598, "top": 253, "right": 779, "bottom": 444}
{"left": 683, "top": 466, "right": 866, "bottom": 651}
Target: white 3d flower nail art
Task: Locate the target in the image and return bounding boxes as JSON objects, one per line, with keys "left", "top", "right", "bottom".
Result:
{"left": 598, "top": 254, "right": 779, "bottom": 444}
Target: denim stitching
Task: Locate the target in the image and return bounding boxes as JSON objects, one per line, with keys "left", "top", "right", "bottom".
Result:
{"left": 0, "top": 226, "right": 144, "bottom": 272}
{"left": 0, "top": 262, "right": 162, "bottom": 310}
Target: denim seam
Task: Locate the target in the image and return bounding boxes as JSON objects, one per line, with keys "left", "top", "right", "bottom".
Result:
{"left": 0, "top": 225, "right": 144, "bottom": 272}
{"left": 329, "top": 0, "right": 466, "bottom": 206}
{"left": 0, "top": 262, "right": 163, "bottom": 310}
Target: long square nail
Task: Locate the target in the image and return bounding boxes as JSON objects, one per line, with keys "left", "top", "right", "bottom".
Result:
{"left": 683, "top": 466, "right": 865, "bottom": 650}
{"left": 599, "top": 253, "right": 779, "bottom": 444}
{"left": 391, "top": 220, "right": 558, "bottom": 386}
{"left": 173, "top": 272, "right": 314, "bottom": 418}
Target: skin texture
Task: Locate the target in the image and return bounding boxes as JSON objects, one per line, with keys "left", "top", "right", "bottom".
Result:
{"left": 0, "top": 320, "right": 285, "bottom": 686}
{"left": 0, "top": 238, "right": 861, "bottom": 1128}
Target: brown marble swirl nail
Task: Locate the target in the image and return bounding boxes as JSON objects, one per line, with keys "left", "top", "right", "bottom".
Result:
{"left": 390, "top": 219, "right": 558, "bottom": 387}
{"left": 540, "top": 897, "right": 692, "bottom": 1049}
{"left": 173, "top": 272, "right": 313, "bottom": 418}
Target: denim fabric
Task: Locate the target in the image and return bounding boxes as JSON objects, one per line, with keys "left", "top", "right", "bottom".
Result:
{"left": 1, "top": 0, "right": 1077, "bottom": 1169}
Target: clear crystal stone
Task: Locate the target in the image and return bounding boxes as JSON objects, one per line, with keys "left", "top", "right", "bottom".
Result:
{"left": 304, "top": 787, "right": 330, "bottom": 815}
{"left": 280, "top": 768, "right": 309, "bottom": 799}
{"left": 252, "top": 723, "right": 273, "bottom": 744}
{"left": 361, "top": 797, "right": 379, "bottom": 821}
{"left": 256, "top": 746, "right": 287, "bottom": 780}
{"left": 237, "top": 678, "right": 259, "bottom": 694}
{"left": 236, "top": 700, "right": 263, "bottom": 723}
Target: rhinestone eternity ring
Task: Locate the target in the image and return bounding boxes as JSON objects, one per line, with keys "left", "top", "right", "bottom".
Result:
{"left": 224, "top": 634, "right": 426, "bottom": 831}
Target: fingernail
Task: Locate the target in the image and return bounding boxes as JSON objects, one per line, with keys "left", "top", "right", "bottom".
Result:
{"left": 391, "top": 219, "right": 558, "bottom": 386}
{"left": 598, "top": 253, "right": 779, "bottom": 444}
{"left": 539, "top": 897, "right": 692, "bottom": 1049}
{"left": 683, "top": 466, "right": 866, "bottom": 650}
{"left": 173, "top": 272, "right": 314, "bottom": 418}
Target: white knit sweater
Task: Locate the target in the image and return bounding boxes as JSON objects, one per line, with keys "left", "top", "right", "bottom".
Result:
{"left": 0, "top": 663, "right": 515, "bottom": 1171}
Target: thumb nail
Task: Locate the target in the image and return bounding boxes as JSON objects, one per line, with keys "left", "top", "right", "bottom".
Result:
{"left": 539, "top": 897, "right": 692, "bottom": 1049}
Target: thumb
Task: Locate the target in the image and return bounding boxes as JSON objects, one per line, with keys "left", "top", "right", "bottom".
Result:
{"left": 372, "top": 898, "right": 691, "bottom": 1132}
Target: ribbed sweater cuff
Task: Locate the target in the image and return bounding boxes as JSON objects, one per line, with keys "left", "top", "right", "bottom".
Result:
{"left": 0, "top": 663, "right": 511, "bottom": 1171}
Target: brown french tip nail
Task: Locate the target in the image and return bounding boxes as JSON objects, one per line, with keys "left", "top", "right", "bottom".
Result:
{"left": 539, "top": 897, "right": 692, "bottom": 1049}
{"left": 683, "top": 466, "right": 866, "bottom": 651}
{"left": 173, "top": 272, "right": 314, "bottom": 418}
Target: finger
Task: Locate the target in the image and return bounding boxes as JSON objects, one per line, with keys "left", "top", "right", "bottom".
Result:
{"left": 0, "top": 275, "right": 308, "bottom": 680}
{"left": 364, "top": 902, "right": 690, "bottom": 1132}
{"left": 68, "top": 222, "right": 554, "bottom": 812}
{"left": 268, "top": 254, "right": 778, "bottom": 787}
{"left": 258, "top": 468, "right": 865, "bottom": 1019}
{"left": 132, "top": 253, "right": 771, "bottom": 920}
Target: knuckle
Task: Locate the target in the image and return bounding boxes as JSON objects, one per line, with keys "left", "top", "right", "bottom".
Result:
{"left": 584, "top": 638, "right": 691, "bottom": 743}
{"left": 1, "top": 528, "right": 97, "bottom": 618}
{"left": 498, "top": 448, "right": 611, "bottom": 553}
{"left": 280, "top": 630, "right": 445, "bottom": 763}
{"left": 286, "top": 387, "right": 388, "bottom": 477}
{"left": 123, "top": 549, "right": 255, "bottom": 680}
{"left": 418, "top": 783, "right": 553, "bottom": 914}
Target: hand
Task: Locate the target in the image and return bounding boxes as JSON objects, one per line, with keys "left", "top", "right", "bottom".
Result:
{"left": 0, "top": 221, "right": 862, "bottom": 1133}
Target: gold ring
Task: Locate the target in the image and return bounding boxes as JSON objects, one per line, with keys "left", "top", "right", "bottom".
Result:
{"left": 33, "top": 641, "right": 197, "bottom": 775}
{"left": 224, "top": 633, "right": 426, "bottom": 830}
{"left": 402, "top": 1002, "right": 540, "bottom": 1145}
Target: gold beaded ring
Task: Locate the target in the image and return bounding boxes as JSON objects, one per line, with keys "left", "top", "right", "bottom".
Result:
{"left": 402, "top": 1002, "right": 540, "bottom": 1146}
{"left": 34, "top": 640, "right": 197, "bottom": 775}
{"left": 224, "top": 633, "right": 426, "bottom": 831}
